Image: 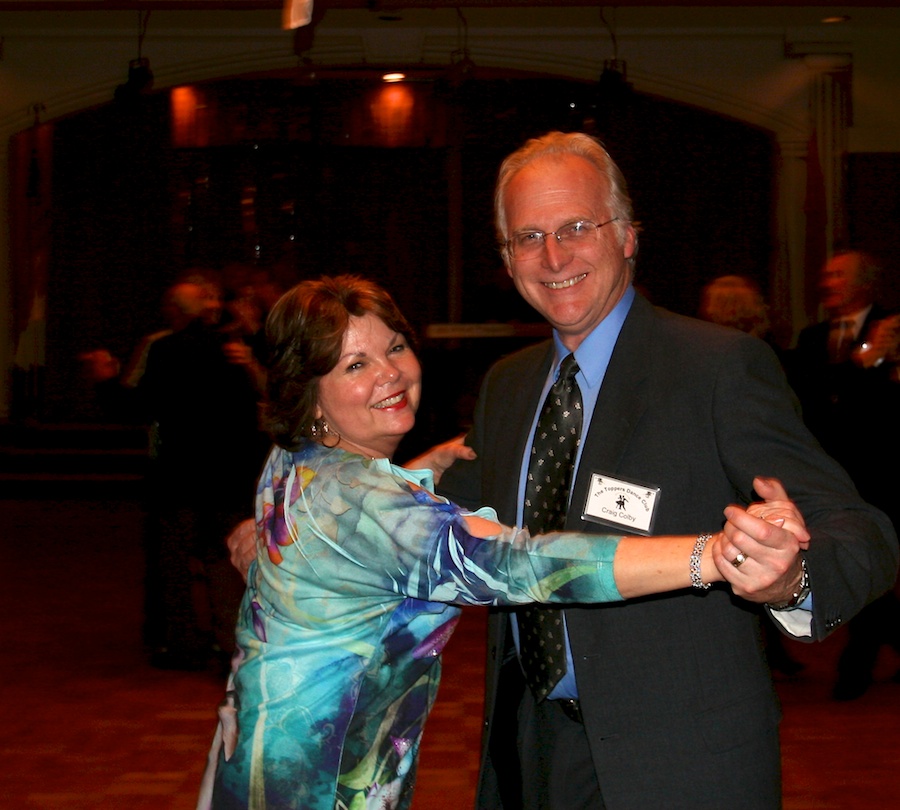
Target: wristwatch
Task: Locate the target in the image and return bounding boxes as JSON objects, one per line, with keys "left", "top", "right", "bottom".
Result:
{"left": 769, "top": 557, "right": 810, "bottom": 611}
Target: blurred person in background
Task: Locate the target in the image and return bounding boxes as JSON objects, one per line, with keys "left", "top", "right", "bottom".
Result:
{"left": 139, "top": 272, "right": 269, "bottom": 671}
{"left": 787, "top": 250, "right": 900, "bottom": 700}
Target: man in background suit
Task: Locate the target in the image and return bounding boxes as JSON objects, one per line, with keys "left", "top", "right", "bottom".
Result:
{"left": 438, "top": 133, "right": 898, "bottom": 809}
{"left": 788, "top": 250, "right": 900, "bottom": 700}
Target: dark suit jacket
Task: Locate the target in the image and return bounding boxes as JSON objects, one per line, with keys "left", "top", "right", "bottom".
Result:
{"left": 439, "top": 293, "right": 898, "bottom": 809}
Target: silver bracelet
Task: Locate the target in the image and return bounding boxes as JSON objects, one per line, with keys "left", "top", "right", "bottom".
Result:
{"left": 690, "top": 533, "right": 713, "bottom": 590}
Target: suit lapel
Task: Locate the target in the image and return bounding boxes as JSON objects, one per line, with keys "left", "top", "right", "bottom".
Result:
{"left": 568, "top": 295, "right": 653, "bottom": 528}
{"left": 487, "top": 342, "right": 554, "bottom": 525}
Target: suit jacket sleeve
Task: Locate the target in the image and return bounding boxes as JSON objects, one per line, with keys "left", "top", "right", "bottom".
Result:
{"left": 451, "top": 299, "right": 898, "bottom": 642}
{"left": 704, "top": 321, "right": 898, "bottom": 638}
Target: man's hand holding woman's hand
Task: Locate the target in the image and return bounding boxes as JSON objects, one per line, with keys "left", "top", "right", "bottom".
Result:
{"left": 716, "top": 476, "right": 811, "bottom": 604}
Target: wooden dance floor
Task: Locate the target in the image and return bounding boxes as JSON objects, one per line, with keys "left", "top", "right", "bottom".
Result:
{"left": 2, "top": 492, "right": 899, "bottom": 809}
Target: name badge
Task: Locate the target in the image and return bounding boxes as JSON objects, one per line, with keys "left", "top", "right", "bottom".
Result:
{"left": 581, "top": 472, "right": 660, "bottom": 535}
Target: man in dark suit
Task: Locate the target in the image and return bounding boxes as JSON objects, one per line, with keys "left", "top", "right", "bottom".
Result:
{"left": 438, "top": 133, "right": 898, "bottom": 809}
{"left": 787, "top": 250, "right": 900, "bottom": 700}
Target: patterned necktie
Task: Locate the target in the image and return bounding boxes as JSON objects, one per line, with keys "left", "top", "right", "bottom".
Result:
{"left": 517, "top": 353, "right": 584, "bottom": 701}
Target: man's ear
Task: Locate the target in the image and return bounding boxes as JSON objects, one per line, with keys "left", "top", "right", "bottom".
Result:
{"left": 623, "top": 224, "right": 638, "bottom": 261}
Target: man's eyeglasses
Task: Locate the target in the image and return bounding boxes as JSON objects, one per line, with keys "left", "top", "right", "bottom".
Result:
{"left": 504, "top": 218, "right": 620, "bottom": 260}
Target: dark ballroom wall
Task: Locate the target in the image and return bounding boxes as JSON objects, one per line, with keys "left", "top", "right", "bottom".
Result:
{"left": 15, "top": 73, "right": 776, "bottom": 433}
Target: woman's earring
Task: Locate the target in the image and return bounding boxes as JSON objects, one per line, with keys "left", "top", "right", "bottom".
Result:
{"left": 311, "top": 418, "right": 339, "bottom": 447}
{"left": 320, "top": 420, "right": 340, "bottom": 448}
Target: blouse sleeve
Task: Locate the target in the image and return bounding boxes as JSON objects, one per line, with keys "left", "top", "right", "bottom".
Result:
{"left": 288, "top": 457, "right": 624, "bottom": 608}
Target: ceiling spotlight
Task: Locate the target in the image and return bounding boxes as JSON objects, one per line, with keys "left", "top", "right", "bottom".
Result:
{"left": 822, "top": 15, "right": 850, "bottom": 25}
{"left": 598, "top": 59, "right": 632, "bottom": 103}
{"left": 115, "top": 57, "right": 154, "bottom": 102}
{"left": 114, "top": 10, "right": 153, "bottom": 103}
{"left": 382, "top": 73, "right": 406, "bottom": 83}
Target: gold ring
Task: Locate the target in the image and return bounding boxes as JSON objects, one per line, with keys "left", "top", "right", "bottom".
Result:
{"left": 732, "top": 552, "right": 748, "bottom": 568}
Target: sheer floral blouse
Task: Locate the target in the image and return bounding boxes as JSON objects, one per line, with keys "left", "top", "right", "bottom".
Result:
{"left": 201, "top": 441, "right": 623, "bottom": 810}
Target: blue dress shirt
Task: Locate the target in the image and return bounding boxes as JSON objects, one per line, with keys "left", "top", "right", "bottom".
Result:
{"left": 511, "top": 286, "right": 635, "bottom": 700}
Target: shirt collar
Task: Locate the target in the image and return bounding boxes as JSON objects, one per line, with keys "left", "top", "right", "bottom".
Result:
{"left": 833, "top": 304, "right": 872, "bottom": 340}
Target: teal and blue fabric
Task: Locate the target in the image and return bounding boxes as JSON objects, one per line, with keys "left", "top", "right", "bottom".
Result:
{"left": 203, "top": 440, "right": 623, "bottom": 810}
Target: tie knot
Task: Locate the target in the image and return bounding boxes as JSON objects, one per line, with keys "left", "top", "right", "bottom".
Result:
{"left": 558, "top": 353, "right": 580, "bottom": 383}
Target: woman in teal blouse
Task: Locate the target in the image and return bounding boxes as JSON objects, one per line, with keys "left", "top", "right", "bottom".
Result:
{"left": 200, "top": 275, "right": 805, "bottom": 810}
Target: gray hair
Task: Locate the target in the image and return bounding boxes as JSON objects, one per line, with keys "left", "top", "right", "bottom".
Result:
{"left": 494, "top": 131, "right": 636, "bottom": 259}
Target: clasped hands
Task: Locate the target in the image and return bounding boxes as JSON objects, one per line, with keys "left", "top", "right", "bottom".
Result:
{"left": 715, "top": 476, "right": 810, "bottom": 606}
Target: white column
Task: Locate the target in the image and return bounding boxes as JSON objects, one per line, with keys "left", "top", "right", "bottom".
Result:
{"left": 772, "top": 137, "right": 812, "bottom": 346}
{"left": 805, "top": 53, "right": 853, "bottom": 258}
{"left": 772, "top": 54, "right": 853, "bottom": 346}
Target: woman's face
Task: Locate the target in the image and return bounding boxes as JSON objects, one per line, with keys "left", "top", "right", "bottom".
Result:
{"left": 315, "top": 313, "right": 421, "bottom": 459}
